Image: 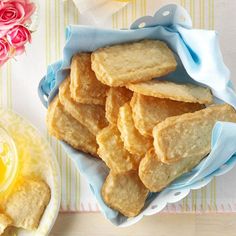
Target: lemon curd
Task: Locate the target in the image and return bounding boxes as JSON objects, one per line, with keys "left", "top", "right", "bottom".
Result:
{"left": 0, "top": 127, "right": 18, "bottom": 195}
{"left": 0, "top": 143, "right": 10, "bottom": 184}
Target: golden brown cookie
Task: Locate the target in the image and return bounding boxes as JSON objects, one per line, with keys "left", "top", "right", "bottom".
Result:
{"left": 47, "top": 96, "right": 98, "bottom": 156}
{"left": 97, "top": 125, "right": 140, "bottom": 173}
{"left": 127, "top": 80, "right": 213, "bottom": 104}
{"left": 139, "top": 149, "right": 205, "bottom": 192}
{"left": 3, "top": 179, "right": 50, "bottom": 230}
{"left": 92, "top": 40, "right": 177, "bottom": 87}
{"left": 70, "top": 53, "right": 108, "bottom": 105}
{"left": 130, "top": 93, "right": 204, "bottom": 137}
{"left": 0, "top": 213, "right": 12, "bottom": 235}
{"left": 117, "top": 103, "right": 153, "bottom": 157}
{"left": 102, "top": 171, "right": 149, "bottom": 217}
{"left": 153, "top": 104, "right": 236, "bottom": 163}
{"left": 59, "top": 77, "right": 108, "bottom": 135}
{"left": 105, "top": 87, "right": 133, "bottom": 124}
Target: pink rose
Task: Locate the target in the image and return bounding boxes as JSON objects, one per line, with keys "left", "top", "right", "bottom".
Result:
{"left": 0, "top": 0, "right": 35, "bottom": 34}
{"left": 0, "top": 38, "right": 10, "bottom": 65}
{"left": 7, "top": 24, "right": 31, "bottom": 55}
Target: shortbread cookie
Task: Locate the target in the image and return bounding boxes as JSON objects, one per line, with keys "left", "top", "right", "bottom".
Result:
{"left": 92, "top": 40, "right": 177, "bottom": 87}
{"left": 0, "top": 213, "right": 12, "bottom": 235}
{"left": 102, "top": 171, "right": 149, "bottom": 217}
{"left": 139, "top": 149, "right": 205, "bottom": 192}
{"left": 70, "top": 53, "right": 108, "bottom": 105}
{"left": 117, "top": 103, "right": 153, "bottom": 157}
{"left": 153, "top": 104, "right": 236, "bottom": 163}
{"left": 127, "top": 80, "right": 213, "bottom": 104}
{"left": 47, "top": 96, "right": 98, "bottom": 156}
{"left": 4, "top": 179, "right": 50, "bottom": 230}
{"left": 97, "top": 125, "right": 140, "bottom": 173}
{"left": 105, "top": 87, "right": 133, "bottom": 124}
{"left": 130, "top": 93, "right": 204, "bottom": 137}
{"left": 59, "top": 77, "right": 108, "bottom": 135}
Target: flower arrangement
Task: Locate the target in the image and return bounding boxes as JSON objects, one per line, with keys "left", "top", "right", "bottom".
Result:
{"left": 0, "top": 0, "right": 36, "bottom": 66}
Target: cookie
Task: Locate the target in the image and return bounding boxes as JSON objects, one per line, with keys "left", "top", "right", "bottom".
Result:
{"left": 4, "top": 179, "right": 50, "bottom": 230}
{"left": 59, "top": 76, "right": 108, "bottom": 135}
{"left": 130, "top": 93, "right": 204, "bottom": 137}
{"left": 102, "top": 171, "right": 149, "bottom": 217}
{"left": 153, "top": 104, "right": 236, "bottom": 163}
{"left": 0, "top": 213, "right": 12, "bottom": 235}
{"left": 139, "top": 149, "right": 205, "bottom": 192}
{"left": 127, "top": 80, "right": 213, "bottom": 104}
{"left": 97, "top": 125, "right": 140, "bottom": 173}
{"left": 70, "top": 53, "right": 108, "bottom": 105}
{"left": 105, "top": 87, "right": 133, "bottom": 124}
{"left": 47, "top": 96, "right": 98, "bottom": 156}
{"left": 92, "top": 40, "right": 177, "bottom": 87}
{"left": 117, "top": 103, "right": 153, "bottom": 157}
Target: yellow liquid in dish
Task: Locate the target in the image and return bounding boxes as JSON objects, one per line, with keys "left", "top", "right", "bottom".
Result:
{"left": 0, "top": 111, "right": 51, "bottom": 199}
{"left": 0, "top": 143, "right": 9, "bottom": 185}
{"left": 0, "top": 128, "right": 18, "bottom": 195}
{"left": 0, "top": 142, "right": 12, "bottom": 186}
{"left": 0, "top": 158, "right": 7, "bottom": 185}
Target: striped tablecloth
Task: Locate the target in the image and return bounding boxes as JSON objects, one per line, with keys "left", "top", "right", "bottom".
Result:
{"left": 1, "top": 0, "right": 236, "bottom": 213}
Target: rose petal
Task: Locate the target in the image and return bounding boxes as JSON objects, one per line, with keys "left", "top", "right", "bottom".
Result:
{"left": 0, "top": 38, "right": 10, "bottom": 60}
{"left": 0, "top": 0, "right": 36, "bottom": 30}
{"left": 7, "top": 25, "right": 31, "bottom": 48}
{"left": 14, "top": 44, "right": 25, "bottom": 55}
{"left": 21, "top": 2, "right": 36, "bottom": 23}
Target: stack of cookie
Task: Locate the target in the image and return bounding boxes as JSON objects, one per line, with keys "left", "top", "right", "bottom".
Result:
{"left": 47, "top": 40, "right": 236, "bottom": 217}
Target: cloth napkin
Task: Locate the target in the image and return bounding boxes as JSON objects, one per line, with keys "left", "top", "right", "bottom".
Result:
{"left": 39, "top": 4, "right": 236, "bottom": 226}
{"left": 66, "top": 0, "right": 128, "bottom": 23}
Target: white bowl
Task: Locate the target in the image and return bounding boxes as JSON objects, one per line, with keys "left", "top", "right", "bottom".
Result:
{"left": 0, "top": 109, "right": 61, "bottom": 236}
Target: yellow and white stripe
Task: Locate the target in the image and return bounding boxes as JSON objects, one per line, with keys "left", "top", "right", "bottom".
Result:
{"left": 44, "top": 0, "right": 81, "bottom": 211}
